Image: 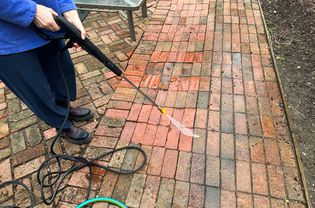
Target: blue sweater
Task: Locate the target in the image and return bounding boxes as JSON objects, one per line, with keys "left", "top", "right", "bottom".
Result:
{"left": 0, "top": 0, "right": 76, "bottom": 55}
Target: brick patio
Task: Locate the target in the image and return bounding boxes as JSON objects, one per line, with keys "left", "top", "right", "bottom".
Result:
{"left": 0, "top": 0, "right": 308, "bottom": 207}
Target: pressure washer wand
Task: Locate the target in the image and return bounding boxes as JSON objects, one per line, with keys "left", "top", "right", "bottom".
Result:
{"left": 53, "top": 15, "right": 166, "bottom": 115}
{"left": 121, "top": 75, "right": 165, "bottom": 113}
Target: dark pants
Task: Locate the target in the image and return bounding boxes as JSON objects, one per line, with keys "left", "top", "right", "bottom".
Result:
{"left": 0, "top": 40, "right": 76, "bottom": 130}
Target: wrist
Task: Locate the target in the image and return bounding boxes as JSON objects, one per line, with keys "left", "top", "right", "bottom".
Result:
{"left": 63, "top": 9, "right": 78, "bottom": 18}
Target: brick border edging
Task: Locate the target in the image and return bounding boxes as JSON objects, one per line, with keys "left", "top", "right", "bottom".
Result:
{"left": 257, "top": 1, "right": 312, "bottom": 207}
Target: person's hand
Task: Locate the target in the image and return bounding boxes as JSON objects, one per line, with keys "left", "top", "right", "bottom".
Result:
{"left": 63, "top": 10, "right": 87, "bottom": 51}
{"left": 63, "top": 10, "right": 86, "bottom": 40}
{"left": 33, "top": 4, "right": 60, "bottom": 32}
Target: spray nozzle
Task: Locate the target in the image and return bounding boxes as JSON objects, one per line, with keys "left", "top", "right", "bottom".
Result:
{"left": 159, "top": 107, "right": 167, "bottom": 115}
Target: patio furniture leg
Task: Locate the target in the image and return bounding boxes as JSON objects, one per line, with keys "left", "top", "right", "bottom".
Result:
{"left": 141, "top": 0, "right": 148, "bottom": 18}
{"left": 127, "top": 10, "right": 136, "bottom": 41}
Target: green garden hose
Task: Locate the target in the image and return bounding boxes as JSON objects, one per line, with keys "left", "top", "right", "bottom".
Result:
{"left": 77, "top": 197, "right": 128, "bottom": 208}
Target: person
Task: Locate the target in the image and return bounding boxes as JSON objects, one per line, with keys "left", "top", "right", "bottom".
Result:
{"left": 0, "top": 0, "right": 94, "bottom": 144}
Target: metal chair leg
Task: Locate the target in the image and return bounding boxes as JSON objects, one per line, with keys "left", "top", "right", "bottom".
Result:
{"left": 141, "top": 0, "right": 148, "bottom": 18}
{"left": 127, "top": 10, "right": 136, "bottom": 41}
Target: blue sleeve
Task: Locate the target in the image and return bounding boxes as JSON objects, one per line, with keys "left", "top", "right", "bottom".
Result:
{"left": 58, "top": 0, "right": 77, "bottom": 13}
{"left": 0, "top": 0, "right": 37, "bottom": 28}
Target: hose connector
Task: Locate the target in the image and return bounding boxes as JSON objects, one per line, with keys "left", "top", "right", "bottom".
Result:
{"left": 159, "top": 107, "right": 167, "bottom": 115}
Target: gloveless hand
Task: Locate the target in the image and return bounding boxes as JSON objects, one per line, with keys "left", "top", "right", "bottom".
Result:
{"left": 33, "top": 4, "right": 60, "bottom": 31}
{"left": 63, "top": 10, "right": 87, "bottom": 40}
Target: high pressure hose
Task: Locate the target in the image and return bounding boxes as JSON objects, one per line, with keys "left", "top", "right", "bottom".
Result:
{"left": 0, "top": 16, "right": 149, "bottom": 208}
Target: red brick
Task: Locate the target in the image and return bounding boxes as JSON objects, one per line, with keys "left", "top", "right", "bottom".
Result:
{"left": 125, "top": 65, "right": 146, "bottom": 77}
{"left": 222, "top": 52, "right": 232, "bottom": 64}
{"left": 246, "top": 96, "right": 259, "bottom": 114}
{"left": 188, "top": 184, "right": 205, "bottom": 208}
{"left": 236, "top": 161, "right": 252, "bottom": 193}
{"left": 119, "top": 122, "right": 136, "bottom": 141}
{"left": 147, "top": 147, "right": 165, "bottom": 176}
{"left": 264, "top": 139, "right": 281, "bottom": 165}
{"left": 221, "top": 133, "right": 234, "bottom": 159}
{"left": 43, "top": 128, "right": 56, "bottom": 140}
{"left": 167, "top": 52, "right": 177, "bottom": 62}
{"left": 155, "top": 90, "right": 167, "bottom": 106}
{"left": 264, "top": 67, "right": 276, "bottom": 81}
{"left": 270, "top": 198, "right": 286, "bottom": 208}
{"left": 193, "top": 52, "right": 203, "bottom": 62}
{"left": 221, "top": 190, "right": 236, "bottom": 208}
{"left": 249, "top": 137, "right": 265, "bottom": 163}
{"left": 248, "top": 115, "right": 263, "bottom": 136}
{"left": 161, "top": 149, "right": 178, "bottom": 178}
{"left": 268, "top": 165, "right": 286, "bottom": 198}
{"left": 95, "top": 126, "right": 121, "bottom": 137}
{"left": 245, "top": 81, "right": 257, "bottom": 96}
{"left": 153, "top": 125, "right": 168, "bottom": 147}
{"left": 222, "top": 64, "right": 232, "bottom": 78}
{"left": 164, "top": 91, "right": 177, "bottom": 107}
{"left": 254, "top": 81, "right": 268, "bottom": 98}
{"left": 221, "top": 159, "right": 236, "bottom": 191}
{"left": 176, "top": 151, "right": 191, "bottom": 181}
{"left": 182, "top": 109, "right": 195, "bottom": 128}
{"left": 118, "top": 76, "right": 141, "bottom": 88}
{"left": 178, "top": 134, "right": 192, "bottom": 151}
{"left": 128, "top": 103, "right": 142, "bottom": 121}
{"left": 173, "top": 181, "right": 190, "bottom": 208}
{"left": 208, "top": 110, "right": 220, "bottom": 131}
{"left": 237, "top": 192, "right": 253, "bottom": 208}
{"left": 199, "top": 77, "right": 210, "bottom": 91}
{"left": 233, "top": 78, "right": 244, "bottom": 95}
{"left": 148, "top": 107, "right": 161, "bottom": 125}
{"left": 189, "top": 77, "right": 200, "bottom": 91}
{"left": 206, "top": 156, "right": 220, "bottom": 187}
{"left": 184, "top": 52, "right": 194, "bottom": 62}
{"left": 261, "top": 115, "right": 276, "bottom": 138}
{"left": 252, "top": 163, "right": 268, "bottom": 195}
{"left": 132, "top": 123, "right": 147, "bottom": 144}
{"left": 160, "top": 108, "right": 173, "bottom": 126}
{"left": 14, "top": 156, "right": 45, "bottom": 178}
{"left": 138, "top": 105, "right": 153, "bottom": 123}
{"left": 176, "top": 52, "right": 186, "bottom": 62}
{"left": 210, "top": 77, "right": 221, "bottom": 94}
{"left": 222, "top": 78, "right": 233, "bottom": 94}
{"left": 235, "top": 113, "right": 247, "bottom": 134}
{"left": 194, "top": 109, "right": 207, "bottom": 129}
{"left": 90, "top": 136, "right": 118, "bottom": 149}
{"left": 178, "top": 77, "right": 190, "bottom": 91}
{"left": 108, "top": 100, "right": 132, "bottom": 110}
{"left": 150, "top": 51, "right": 161, "bottom": 62}
{"left": 207, "top": 131, "right": 220, "bottom": 156}
{"left": 254, "top": 195, "right": 270, "bottom": 208}
{"left": 232, "top": 65, "right": 242, "bottom": 79}
{"left": 209, "top": 93, "right": 220, "bottom": 110}
{"left": 159, "top": 51, "right": 169, "bottom": 62}
{"left": 278, "top": 139, "right": 296, "bottom": 167}
{"left": 283, "top": 167, "right": 304, "bottom": 201}
{"left": 253, "top": 66, "right": 264, "bottom": 80}
{"left": 105, "top": 109, "right": 129, "bottom": 119}
{"left": 0, "top": 159, "right": 13, "bottom": 199}
{"left": 165, "top": 125, "right": 180, "bottom": 149}
{"left": 235, "top": 134, "right": 250, "bottom": 161}
{"left": 140, "top": 176, "right": 161, "bottom": 208}
{"left": 258, "top": 97, "right": 272, "bottom": 115}
{"left": 142, "top": 124, "right": 158, "bottom": 145}
{"left": 221, "top": 93, "right": 233, "bottom": 111}
{"left": 104, "top": 71, "right": 116, "bottom": 79}
{"left": 155, "top": 178, "right": 175, "bottom": 207}
{"left": 234, "top": 95, "right": 246, "bottom": 113}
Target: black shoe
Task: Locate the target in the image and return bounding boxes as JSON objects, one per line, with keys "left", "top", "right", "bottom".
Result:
{"left": 69, "top": 107, "right": 94, "bottom": 122}
{"left": 60, "top": 126, "right": 92, "bottom": 145}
